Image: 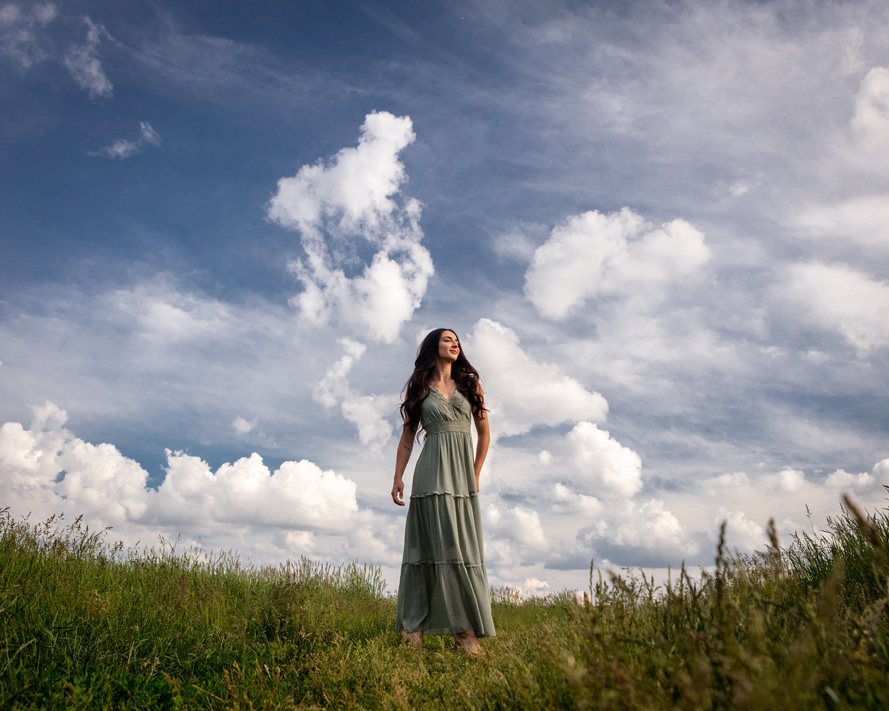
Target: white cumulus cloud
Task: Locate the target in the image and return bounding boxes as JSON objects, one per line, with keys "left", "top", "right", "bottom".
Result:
{"left": 773, "top": 467, "right": 806, "bottom": 492}
{"left": 783, "top": 262, "right": 889, "bottom": 354}
{"left": 565, "top": 421, "right": 642, "bottom": 498}
{"left": 713, "top": 509, "right": 767, "bottom": 555}
{"left": 313, "top": 338, "right": 398, "bottom": 450}
{"left": 551, "top": 482, "right": 602, "bottom": 517}
{"left": 521, "top": 578, "right": 551, "bottom": 595}
{"left": 0, "top": 403, "right": 365, "bottom": 555}
{"left": 484, "top": 498, "right": 547, "bottom": 551}
{"left": 825, "top": 468, "right": 874, "bottom": 490}
{"left": 267, "top": 111, "right": 433, "bottom": 343}
{"left": 0, "top": 402, "right": 149, "bottom": 525}
{"left": 232, "top": 416, "right": 255, "bottom": 434}
{"left": 525, "top": 207, "right": 709, "bottom": 320}
{"left": 468, "top": 318, "right": 608, "bottom": 437}
{"left": 577, "top": 498, "right": 692, "bottom": 567}
{"left": 153, "top": 451, "right": 358, "bottom": 532}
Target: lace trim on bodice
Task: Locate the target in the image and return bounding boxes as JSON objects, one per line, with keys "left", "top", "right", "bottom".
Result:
{"left": 423, "top": 419, "right": 471, "bottom": 436}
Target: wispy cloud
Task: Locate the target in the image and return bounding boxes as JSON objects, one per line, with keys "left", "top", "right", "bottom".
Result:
{"left": 129, "top": 26, "right": 337, "bottom": 111}
{"left": 92, "top": 121, "right": 161, "bottom": 160}
{"left": 0, "top": 2, "right": 57, "bottom": 69}
{"left": 63, "top": 16, "right": 112, "bottom": 98}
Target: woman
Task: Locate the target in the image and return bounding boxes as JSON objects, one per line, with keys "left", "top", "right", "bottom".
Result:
{"left": 391, "top": 328, "right": 495, "bottom": 654}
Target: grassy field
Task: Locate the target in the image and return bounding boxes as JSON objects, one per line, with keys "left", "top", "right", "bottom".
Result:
{"left": 1, "top": 496, "right": 888, "bottom": 710}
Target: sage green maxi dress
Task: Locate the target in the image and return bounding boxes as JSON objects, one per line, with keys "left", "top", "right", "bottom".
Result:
{"left": 395, "top": 387, "right": 496, "bottom": 638}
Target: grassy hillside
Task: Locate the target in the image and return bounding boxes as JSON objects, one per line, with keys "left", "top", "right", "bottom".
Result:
{"left": 1, "top": 496, "right": 888, "bottom": 710}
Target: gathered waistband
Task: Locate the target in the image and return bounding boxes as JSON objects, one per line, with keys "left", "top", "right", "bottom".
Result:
{"left": 424, "top": 420, "right": 471, "bottom": 436}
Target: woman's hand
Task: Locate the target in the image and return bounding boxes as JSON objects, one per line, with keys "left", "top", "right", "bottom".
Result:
{"left": 475, "top": 473, "right": 480, "bottom": 493}
{"left": 391, "top": 477, "right": 405, "bottom": 506}
{"left": 392, "top": 420, "right": 414, "bottom": 507}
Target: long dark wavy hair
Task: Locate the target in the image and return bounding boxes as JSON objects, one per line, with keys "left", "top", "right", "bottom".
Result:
{"left": 400, "top": 328, "right": 486, "bottom": 435}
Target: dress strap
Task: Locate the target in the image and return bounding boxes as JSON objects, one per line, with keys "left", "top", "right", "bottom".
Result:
{"left": 424, "top": 420, "right": 471, "bottom": 436}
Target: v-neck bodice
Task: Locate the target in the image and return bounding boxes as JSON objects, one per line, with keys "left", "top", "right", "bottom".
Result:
{"left": 430, "top": 385, "right": 457, "bottom": 404}
{"left": 422, "top": 386, "right": 471, "bottom": 427}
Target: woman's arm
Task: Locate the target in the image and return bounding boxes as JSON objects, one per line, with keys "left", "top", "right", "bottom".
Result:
{"left": 391, "top": 422, "right": 415, "bottom": 506}
{"left": 473, "top": 388, "right": 490, "bottom": 493}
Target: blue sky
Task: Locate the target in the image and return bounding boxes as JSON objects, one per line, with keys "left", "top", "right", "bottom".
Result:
{"left": 2, "top": 0, "right": 889, "bottom": 594}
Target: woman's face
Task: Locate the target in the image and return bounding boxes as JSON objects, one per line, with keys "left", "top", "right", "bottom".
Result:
{"left": 438, "top": 331, "right": 460, "bottom": 362}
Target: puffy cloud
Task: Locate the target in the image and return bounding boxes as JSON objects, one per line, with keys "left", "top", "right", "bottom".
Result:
{"left": 577, "top": 498, "right": 693, "bottom": 567}
{"left": 31, "top": 399, "right": 68, "bottom": 430}
{"left": 153, "top": 451, "right": 358, "bottom": 532}
{"left": 313, "top": 338, "right": 366, "bottom": 409}
{"left": 825, "top": 468, "right": 874, "bottom": 490}
{"left": 773, "top": 467, "right": 806, "bottom": 493}
{"left": 783, "top": 262, "right": 889, "bottom": 354}
{"left": 0, "top": 403, "right": 364, "bottom": 553}
{"left": 313, "top": 338, "right": 398, "bottom": 450}
{"left": 0, "top": 403, "right": 149, "bottom": 525}
{"left": 64, "top": 17, "right": 112, "bottom": 98}
{"left": 268, "top": 111, "right": 414, "bottom": 235}
{"left": 551, "top": 483, "right": 602, "bottom": 517}
{"left": 340, "top": 395, "right": 398, "bottom": 451}
{"left": 232, "top": 417, "right": 255, "bottom": 434}
{"left": 704, "top": 468, "right": 811, "bottom": 502}
{"left": 93, "top": 121, "right": 161, "bottom": 160}
{"left": 267, "top": 112, "right": 433, "bottom": 343}
{"left": 525, "top": 208, "right": 709, "bottom": 320}
{"left": 468, "top": 318, "right": 608, "bottom": 436}
{"left": 706, "top": 471, "right": 750, "bottom": 495}
{"left": 484, "top": 498, "right": 547, "bottom": 551}
{"left": 54, "top": 438, "right": 151, "bottom": 524}
{"left": 520, "top": 578, "right": 551, "bottom": 597}
{"left": 713, "top": 509, "right": 767, "bottom": 555}
{"left": 551, "top": 455, "right": 881, "bottom": 573}
{"left": 540, "top": 453, "right": 889, "bottom": 573}
{"left": 566, "top": 421, "right": 642, "bottom": 498}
